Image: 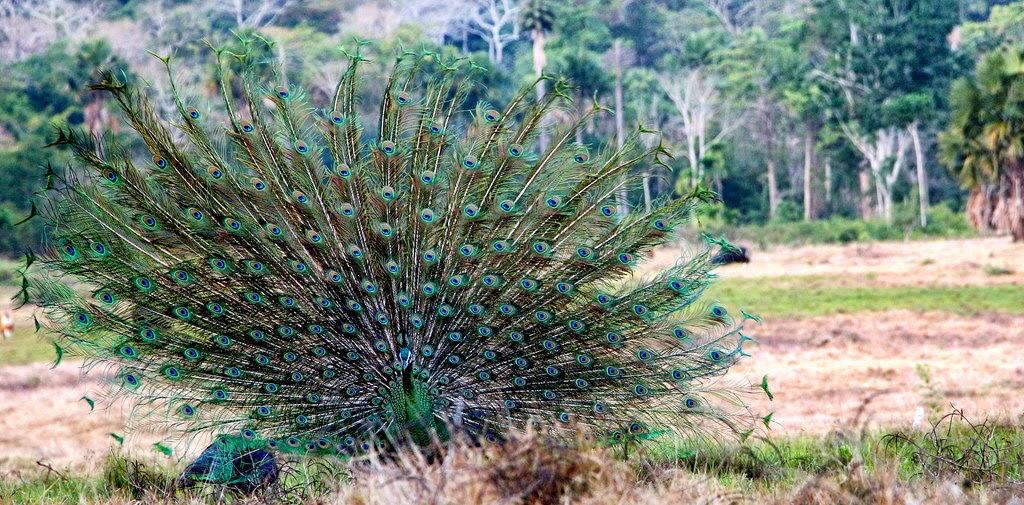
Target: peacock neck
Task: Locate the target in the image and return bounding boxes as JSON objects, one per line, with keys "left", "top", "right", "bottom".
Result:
{"left": 391, "top": 366, "right": 439, "bottom": 446}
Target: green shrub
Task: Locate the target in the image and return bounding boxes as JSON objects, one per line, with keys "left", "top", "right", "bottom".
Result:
{"left": 705, "top": 203, "right": 975, "bottom": 248}
{"left": 0, "top": 257, "right": 20, "bottom": 286}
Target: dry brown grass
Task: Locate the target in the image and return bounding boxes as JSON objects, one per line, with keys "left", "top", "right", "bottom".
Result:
{"left": 778, "top": 464, "right": 1024, "bottom": 505}
{"left": 3, "top": 237, "right": 1024, "bottom": 503}
{"left": 737, "top": 310, "right": 1024, "bottom": 435}
{"left": 28, "top": 428, "right": 1021, "bottom": 505}
{"left": 4, "top": 311, "right": 1024, "bottom": 471}
{"left": 327, "top": 428, "right": 743, "bottom": 505}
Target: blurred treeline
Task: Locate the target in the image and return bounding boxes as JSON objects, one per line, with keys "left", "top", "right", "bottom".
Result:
{"left": 0, "top": 0, "right": 1018, "bottom": 256}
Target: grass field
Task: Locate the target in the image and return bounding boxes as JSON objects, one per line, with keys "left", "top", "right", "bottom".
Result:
{"left": 1, "top": 236, "right": 1022, "bottom": 503}
{"left": 2, "top": 416, "right": 1022, "bottom": 504}
{"left": 0, "top": 327, "right": 54, "bottom": 367}
{"left": 710, "top": 278, "right": 1024, "bottom": 317}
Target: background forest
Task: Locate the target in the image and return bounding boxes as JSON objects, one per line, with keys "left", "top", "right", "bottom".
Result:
{"left": 1, "top": 0, "right": 1022, "bottom": 260}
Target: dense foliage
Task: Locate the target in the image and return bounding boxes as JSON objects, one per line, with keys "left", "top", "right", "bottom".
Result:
{"left": 941, "top": 44, "right": 1024, "bottom": 241}
{"left": 0, "top": 0, "right": 1017, "bottom": 256}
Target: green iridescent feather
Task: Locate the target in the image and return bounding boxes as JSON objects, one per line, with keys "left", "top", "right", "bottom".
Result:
{"left": 28, "top": 38, "right": 758, "bottom": 459}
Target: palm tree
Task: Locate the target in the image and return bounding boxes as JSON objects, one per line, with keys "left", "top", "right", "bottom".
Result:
{"left": 521, "top": 0, "right": 555, "bottom": 151}
{"left": 940, "top": 45, "right": 1024, "bottom": 241}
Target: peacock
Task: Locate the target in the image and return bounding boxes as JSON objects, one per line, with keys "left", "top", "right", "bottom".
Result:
{"left": 20, "top": 39, "right": 760, "bottom": 488}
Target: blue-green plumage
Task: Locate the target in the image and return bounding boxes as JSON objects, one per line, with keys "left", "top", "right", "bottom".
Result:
{"left": 27, "top": 39, "right": 757, "bottom": 462}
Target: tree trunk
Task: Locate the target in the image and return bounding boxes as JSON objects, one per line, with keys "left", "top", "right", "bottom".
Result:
{"left": 533, "top": 29, "right": 549, "bottom": 152}
{"left": 995, "top": 163, "right": 1024, "bottom": 241}
{"left": 824, "top": 158, "right": 832, "bottom": 206}
{"left": 493, "top": 33, "right": 503, "bottom": 64}
{"left": 642, "top": 173, "right": 653, "bottom": 212}
{"left": 909, "top": 121, "right": 929, "bottom": 227}
{"left": 859, "top": 166, "right": 872, "bottom": 219}
{"left": 1013, "top": 166, "right": 1024, "bottom": 242}
{"left": 803, "top": 128, "right": 814, "bottom": 221}
{"left": 613, "top": 40, "right": 628, "bottom": 216}
{"left": 766, "top": 159, "right": 779, "bottom": 220}
{"left": 966, "top": 186, "right": 996, "bottom": 232}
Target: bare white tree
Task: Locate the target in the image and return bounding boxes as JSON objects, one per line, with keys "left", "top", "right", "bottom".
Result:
{"left": 704, "top": 0, "right": 803, "bottom": 35}
{"left": 392, "top": 0, "right": 469, "bottom": 44}
{"left": 0, "top": 0, "right": 106, "bottom": 60}
{"left": 210, "top": 0, "right": 295, "bottom": 29}
{"left": 461, "top": 0, "right": 520, "bottom": 64}
{"left": 841, "top": 123, "right": 911, "bottom": 222}
{"left": 705, "top": 0, "right": 751, "bottom": 35}
{"left": 907, "top": 120, "right": 929, "bottom": 226}
{"left": 659, "top": 68, "right": 737, "bottom": 189}
{"left": 605, "top": 40, "right": 642, "bottom": 212}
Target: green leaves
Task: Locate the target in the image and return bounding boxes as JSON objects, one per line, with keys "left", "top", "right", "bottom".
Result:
{"left": 50, "top": 341, "right": 63, "bottom": 369}
{"left": 761, "top": 375, "right": 774, "bottom": 401}
{"left": 153, "top": 442, "right": 174, "bottom": 457}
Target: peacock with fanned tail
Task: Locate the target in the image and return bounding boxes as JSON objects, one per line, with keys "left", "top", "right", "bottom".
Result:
{"left": 23, "top": 40, "right": 760, "bottom": 487}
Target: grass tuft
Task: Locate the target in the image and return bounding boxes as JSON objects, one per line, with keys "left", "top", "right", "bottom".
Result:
{"left": 710, "top": 278, "right": 1024, "bottom": 317}
{"left": 2, "top": 411, "right": 1022, "bottom": 504}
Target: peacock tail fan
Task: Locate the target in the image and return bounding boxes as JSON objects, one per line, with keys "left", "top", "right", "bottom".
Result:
{"left": 27, "top": 38, "right": 761, "bottom": 460}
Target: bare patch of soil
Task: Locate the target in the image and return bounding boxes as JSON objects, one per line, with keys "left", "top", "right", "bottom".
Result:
{"left": 2, "top": 238, "right": 1023, "bottom": 470}
{"left": 647, "top": 237, "right": 1024, "bottom": 287}
{"left": 0, "top": 363, "right": 168, "bottom": 473}
{"left": 738, "top": 310, "right": 1024, "bottom": 435}
{"left": 1, "top": 310, "right": 1020, "bottom": 470}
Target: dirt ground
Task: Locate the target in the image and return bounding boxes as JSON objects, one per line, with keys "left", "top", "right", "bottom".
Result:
{"left": 739, "top": 310, "right": 1024, "bottom": 434}
{"left": 648, "top": 236, "right": 1024, "bottom": 287}
{"left": 1, "top": 237, "right": 1022, "bottom": 473}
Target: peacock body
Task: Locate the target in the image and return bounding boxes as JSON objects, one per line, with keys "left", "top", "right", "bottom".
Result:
{"left": 25, "top": 40, "right": 757, "bottom": 469}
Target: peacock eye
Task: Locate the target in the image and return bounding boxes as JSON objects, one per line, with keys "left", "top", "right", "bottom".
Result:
{"left": 186, "top": 106, "right": 200, "bottom": 119}
{"left": 329, "top": 110, "right": 345, "bottom": 125}
{"left": 484, "top": 109, "right": 500, "bottom": 122}
{"left": 275, "top": 86, "right": 290, "bottom": 99}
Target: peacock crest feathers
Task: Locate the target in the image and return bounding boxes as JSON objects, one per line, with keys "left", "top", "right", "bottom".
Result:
{"left": 26, "top": 38, "right": 759, "bottom": 457}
